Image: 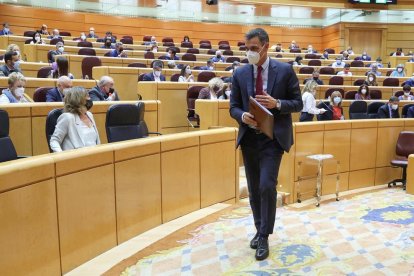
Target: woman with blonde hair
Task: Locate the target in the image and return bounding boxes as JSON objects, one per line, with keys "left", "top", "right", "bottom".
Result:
{"left": 0, "top": 72, "right": 29, "bottom": 103}
{"left": 299, "top": 80, "right": 326, "bottom": 122}
{"left": 49, "top": 86, "right": 100, "bottom": 152}
{"left": 198, "top": 77, "right": 224, "bottom": 99}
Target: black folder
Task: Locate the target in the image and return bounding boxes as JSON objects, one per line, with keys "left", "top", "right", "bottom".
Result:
{"left": 249, "top": 96, "right": 274, "bottom": 140}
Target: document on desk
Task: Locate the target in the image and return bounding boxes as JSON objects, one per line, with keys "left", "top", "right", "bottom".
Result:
{"left": 249, "top": 96, "right": 274, "bottom": 140}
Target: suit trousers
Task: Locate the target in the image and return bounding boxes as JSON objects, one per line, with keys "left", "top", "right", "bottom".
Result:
{"left": 241, "top": 129, "right": 284, "bottom": 235}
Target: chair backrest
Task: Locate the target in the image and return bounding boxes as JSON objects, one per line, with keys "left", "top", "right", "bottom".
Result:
{"left": 353, "top": 79, "right": 365, "bottom": 86}
{"left": 325, "top": 88, "right": 344, "bottom": 99}
{"left": 105, "top": 103, "right": 149, "bottom": 143}
{"left": 168, "top": 46, "right": 180, "bottom": 53}
{"left": 182, "top": 53, "right": 197, "bottom": 61}
{"left": 37, "top": 66, "right": 52, "bottom": 78}
{"left": 24, "top": 31, "right": 36, "bottom": 37}
{"left": 144, "top": 51, "right": 155, "bottom": 59}
{"left": 329, "top": 76, "right": 344, "bottom": 85}
{"left": 143, "top": 35, "right": 152, "bottom": 42}
{"left": 237, "top": 41, "right": 245, "bottom": 46}
{"left": 78, "top": 48, "right": 96, "bottom": 56}
{"left": 77, "top": 41, "right": 93, "bottom": 48}
{"left": 120, "top": 38, "right": 133, "bottom": 44}
{"left": 187, "top": 48, "right": 200, "bottom": 54}
{"left": 187, "top": 86, "right": 205, "bottom": 118}
{"left": 308, "top": 60, "right": 322, "bottom": 66}
{"left": 25, "top": 39, "right": 32, "bottom": 44}
{"left": 197, "top": 71, "right": 216, "bottom": 82}
{"left": 344, "top": 90, "right": 357, "bottom": 99}
{"left": 127, "top": 62, "right": 147, "bottom": 68}
{"left": 325, "top": 48, "right": 335, "bottom": 54}
{"left": 199, "top": 40, "right": 211, "bottom": 45}
{"left": 402, "top": 104, "right": 414, "bottom": 117}
{"left": 162, "top": 37, "right": 174, "bottom": 43}
{"left": 290, "top": 48, "right": 301, "bottom": 53}
{"left": 170, "top": 73, "right": 180, "bottom": 82}
{"left": 60, "top": 31, "right": 71, "bottom": 36}
{"left": 386, "top": 70, "right": 393, "bottom": 76}
{"left": 218, "top": 40, "right": 229, "bottom": 45}
{"left": 226, "top": 56, "right": 240, "bottom": 63}
{"left": 200, "top": 43, "right": 212, "bottom": 49}
{"left": 369, "top": 89, "right": 382, "bottom": 99}
{"left": 158, "top": 56, "right": 169, "bottom": 60}
{"left": 81, "top": 56, "right": 102, "bottom": 79}
{"left": 367, "top": 101, "right": 385, "bottom": 118}
{"left": 34, "top": 87, "right": 54, "bottom": 102}
{"left": 275, "top": 54, "right": 283, "bottom": 58}
{"left": 122, "top": 36, "right": 133, "bottom": 40}
{"left": 305, "top": 54, "right": 319, "bottom": 59}
{"left": 394, "top": 90, "right": 404, "bottom": 97}
{"left": 181, "top": 42, "right": 193, "bottom": 48}
{"left": 223, "top": 50, "right": 233, "bottom": 56}
{"left": 299, "top": 67, "right": 315, "bottom": 74}
{"left": 319, "top": 67, "right": 335, "bottom": 75}
{"left": 395, "top": 131, "right": 414, "bottom": 157}
{"left": 50, "top": 38, "right": 63, "bottom": 45}
{"left": 0, "top": 110, "right": 18, "bottom": 163}
{"left": 349, "top": 101, "right": 368, "bottom": 119}
{"left": 45, "top": 108, "right": 63, "bottom": 153}
{"left": 138, "top": 73, "right": 146, "bottom": 82}
{"left": 207, "top": 49, "right": 216, "bottom": 55}
{"left": 163, "top": 42, "right": 175, "bottom": 47}
{"left": 241, "top": 58, "right": 248, "bottom": 63}
{"left": 219, "top": 44, "right": 230, "bottom": 50}
{"left": 239, "top": 45, "right": 247, "bottom": 51}
{"left": 383, "top": 77, "right": 399, "bottom": 87}
{"left": 350, "top": 60, "right": 364, "bottom": 67}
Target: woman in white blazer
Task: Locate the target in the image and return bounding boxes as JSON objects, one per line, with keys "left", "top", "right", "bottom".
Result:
{"left": 50, "top": 86, "right": 100, "bottom": 152}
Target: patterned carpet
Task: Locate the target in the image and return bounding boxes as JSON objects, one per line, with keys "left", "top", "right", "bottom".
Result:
{"left": 116, "top": 188, "right": 414, "bottom": 275}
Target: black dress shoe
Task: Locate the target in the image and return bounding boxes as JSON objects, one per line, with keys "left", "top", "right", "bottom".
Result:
{"left": 250, "top": 232, "right": 260, "bottom": 249}
{"left": 255, "top": 237, "right": 269, "bottom": 261}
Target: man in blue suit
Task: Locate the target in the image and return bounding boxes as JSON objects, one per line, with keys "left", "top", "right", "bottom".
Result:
{"left": 142, "top": 60, "right": 166, "bottom": 82}
{"left": 230, "top": 28, "right": 302, "bottom": 261}
{"left": 46, "top": 76, "right": 72, "bottom": 102}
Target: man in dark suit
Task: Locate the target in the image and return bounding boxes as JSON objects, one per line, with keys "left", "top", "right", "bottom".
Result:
{"left": 230, "top": 28, "right": 302, "bottom": 261}
{"left": 46, "top": 76, "right": 73, "bottom": 102}
{"left": 199, "top": 60, "right": 215, "bottom": 71}
{"left": 377, "top": 96, "right": 400, "bottom": 119}
{"left": 89, "top": 76, "right": 120, "bottom": 101}
{"left": 407, "top": 105, "right": 414, "bottom": 118}
{"left": 143, "top": 60, "right": 166, "bottom": 82}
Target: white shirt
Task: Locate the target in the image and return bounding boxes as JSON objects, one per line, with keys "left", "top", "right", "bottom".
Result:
{"left": 209, "top": 91, "right": 218, "bottom": 99}
{"left": 178, "top": 75, "right": 194, "bottom": 82}
{"left": 332, "top": 62, "right": 346, "bottom": 68}
{"left": 337, "top": 71, "right": 352, "bottom": 76}
{"left": 302, "top": 91, "right": 322, "bottom": 114}
{"left": 78, "top": 123, "right": 98, "bottom": 147}
{"left": 253, "top": 57, "right": 270, "bottom": 93}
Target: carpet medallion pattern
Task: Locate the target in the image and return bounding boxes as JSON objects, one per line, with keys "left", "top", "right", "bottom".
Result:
{"left": 120, "top": 189, "right": 414, "bottom": 275}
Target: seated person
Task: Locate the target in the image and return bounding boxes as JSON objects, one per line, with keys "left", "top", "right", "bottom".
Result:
{"left": 49, "top": 42, "right": 66, "bottom": 63}
{"left": 144, "top": 36, "right": 157, "bottom": 46}
{"left": 392, "top": 48, "right": 404, "bottom": 56}
{"left": 0, "top": 22, "right": 13, "bottom": 35}
{"left": 230, "top": 61, "right": 240, "bottom": 73}
{"left": 398, "top": 84, "right": 414, "bottom": 101}
{"left": 30, "top": 32, "right": 45, "bottom": 45}
{"left": 107, "top": 42, "right": 127, "bottom": 57}
{"left": 50, "top": 87, "right": 100, "bottom": 152}
{"left": 164, "top": 48, "right": 179, "bottom": 60}
{"left": 373, "top": 57, "right": 383, "bottom": 68}
{"left": 292, "top": 56, "right": 303, "bottom": 66}
{"left": 361, "top": 51, "right": 371, "bottom": 61}
{"left": 75, "top": 32, "right": 87, "bottom": 42}
{"left": 321, "top": 50, "right": 329, "bottom": 60}
{"left": 390, "top": 64, "right": 406, "bottom": 77}
{"left": 210, "top": 50, "right": 225, "bottom": 63}
{"left": 318, "top": 91, "right": 344, "bottom": 121}
{"left": 408, "top": 56, "right": 414, "bottom": 62}
{"left": 198, "top": 77, "right": 224, "bottom": 99}
{"left": 46, "top": 76, "right": 73, "bottom": 102}
{"left": 355, "top": 84, "right": 371, "bottom": 100}
{"left": 403, "top": 74, "right": 414, "bottom": 87}
{"left": 178, "top": 65, "right": 194, "bottom": 82}
{"left": 332, "top": 57, "right": 345, "bottom": 68}
{"left": 0, "top": 72, "right": 28, "bottom": 103}
{"left": 39, "top": 24, "right": 49, "bottom": 35}
{"left": 89, "top": 76, "right": 119, "bottom": 101}
{"left": 6, "top": 44, "right": 23, "bottom": 63}
{"left": 0, "top": 51, "right": 20, "bottom": 77}
{"left": 167, "top": 60, "right": 176, "bottom": 69}
{"left": 342, "top": 51, "right": 350, "bottom": 60}
{"left": 337, "top": 63, "right": 352, "bottom": 76}
{"left": 364, "top": 72, "right": 378, "bottom": 86}
{"left": 274, "top": 43, "right": 283, "bottom": 52}
{"left": 407, "top": 105, "right": 414, "bottom": 118}
{"left": 48, "top": 29, "right": 62, "bottom": 40}
{"left": 182, "top": 35, "right": 191, "bottom": 43}
{"left": 87, "top": 27, "right": 98, "bottom": 38}
{"left": 289, "top": 40, "right": 299, "bottom": 49}
{"left": 200, "top": 60, "right": 215, "bottom": 71}
{"left": 143, "top": 60, "right": 166, "bottom": 82}
{"left": 49, "top": 56, "right": 74, "bottom": 79}
{"left": 346, "top": 46, "right": 354, "bottom": 55}
{"left": 219, "top": 83, "right": 231, "bottom": 100}
{"left": 306, "top": 45, "right": 317, "bottom": 53}
{"left": 149, "top": 44, "right": 158, "bottom": 53}
{"left": 377, "top": 96, "right": 400, "bottom": 118}
{"left": 304, "top": 71, "right": 324, "bottom": 85}
{"left": 300, "top": 80, "right": 326, "bottom": 122}
{"left": 366, "top": 63, "right": 381, "bottom": 77}
{"left": 105, "top": 31, "right": 116, "bottom": 43}
{"left": 101, "top": 37, "right": 114, "bottom": 49}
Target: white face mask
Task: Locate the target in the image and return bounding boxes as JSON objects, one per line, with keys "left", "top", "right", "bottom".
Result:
{"left": 154, "top": 71, "right": 161, "bottom": 77}
{"left": 333, "top": 97, "right": 341, "bottom": 104}
{"left": 15, "top": 51, "right": 20, "bottom": 56}
{"left": 225, "top": 90, "right": 231, "bottom": 98}
{"left": 208, "top": 66, "right": 214, "bottom": 70}
{"left": 14, "top": 87, "right": 25, "bottom": 98}
{"left": 185, "top": 68, "right": 191, "bottom": 75}
{"left": 81, "top": 35, "right": 86, "bottom": 40}
{"left": 361, "top": 89, "right": 367, "bottom": 94}
{"left": 368, "top": 77, "right": 374, "bottom": 82}
{"left": 152, "top": 48, "right": 158, "bottom": 53}
{"left": 308, "top": 48, "right": 312, "bottom": 52}
{"left": 35, "top": 36, "right": 40, "bottom": 41}
{"left": 246, "top": 50, "right": 260, "bottom": 65}
{"left": 404, "top": 92, "right": 410, "bottom": 96}
{"left": 398, "top": 68, "right": 403, "bottom": 73}
{"left": 391, "top": 104, "right": 398, "bottom": 110}
{"left": 4, "top": 28, "right": 9, "bottom": 33}
{"left": 58, "top": 46, "right": 64, "bottom": 53}
{"left": 90, "top": 31, "right": 94, "bottom": 36}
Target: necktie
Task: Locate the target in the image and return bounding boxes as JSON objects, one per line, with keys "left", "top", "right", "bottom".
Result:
{"left": 256, "top": 65, "right": 263, "bottom": 95}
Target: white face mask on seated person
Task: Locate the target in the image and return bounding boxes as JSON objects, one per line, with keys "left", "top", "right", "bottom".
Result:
{"left": 391, "top": 104, "right": 398, "bottom": 110}
{"left": 404, "top": 92, "right": 410, "bottom": 96}
{"left": 154, "top": 70, "right": 161, "bottom": 77}
{"left": 361, "top": 89, "right": 367, "bottom": 95}
{"left": 333, "top": 97, "right": 341, "bottom": 105}
{"left": 14, "top": 87, "right": 25, "bottom": 98}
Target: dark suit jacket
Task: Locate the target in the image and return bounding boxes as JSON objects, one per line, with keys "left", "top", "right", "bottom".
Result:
{"left": 230, "top": 58, "right": 303, "bottom": 151}
{"left": 46, "top": 87, "right": 63, "bottom": 102}
{"left": 142, "top": 72, "right": 166, "bottom": 82}
{"left": 0, "top": 30, "right": 12, "bottom": 35}
{"left": 377, "top": 104, "right": 400, "bottom": 119}
{"left": 407, "top": 106, "right": 414, "bottom": 118}
{"left": 88, "top": 86, "right": 120, "bottom": 101}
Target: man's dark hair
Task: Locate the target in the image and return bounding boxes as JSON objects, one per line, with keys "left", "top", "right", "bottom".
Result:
{"left": 403, "top": 84, "right": 411, "bottom": 92}
{"left": 389, "top": 96, "right": 399, "bottom": 102}
{"left": 207, "top": 60, "right": 213, "bottom": 65}
{"left": 4, "top": 51, "right": 17, "bottom": 63}
{"left": 152, "top": 60, "right": 164, "bottom": 69}
{"left": 344, "top": 63, "right": 351, "bottom": 68}
{"left": 169, "top": 49, "right": 176, "bottom": 55}
{"left": 245, "top": 28, "right": 269, "bottom": 45}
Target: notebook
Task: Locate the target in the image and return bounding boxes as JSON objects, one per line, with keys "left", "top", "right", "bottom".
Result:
{"left": 249, "top": 96, "right": 274, "bottom": 140}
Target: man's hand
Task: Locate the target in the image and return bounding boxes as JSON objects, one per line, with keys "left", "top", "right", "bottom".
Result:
{"left": 242, "top": 112, "right": 257, "bottom": 127}
{"left": 255, "top": 91, "right": 277, "bottom": 109}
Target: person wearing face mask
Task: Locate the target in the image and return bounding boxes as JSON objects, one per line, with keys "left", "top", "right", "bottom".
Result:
{"left": 366, "top": 63, "right": 382, "bottom": 77}
{"left": 355, "top": 84, "right": 371, "bottom": 100}
{"left": 0, "top": 22, "right": 13, "bottom": 36}
{"left": 390, "top": 64, "right": 406, "bottom": 77}
{"left": 107, "top": 42, "right": 127, "bottom": 57}
{"left": 39, "top": 24, "right": 49, "bottom": 35}
{"left": 167, "top": 60, "right": 177, "bottom": 69}
{"left": 211, "top": 50, "right": 225, "bottom": 63}
{"left": 142, "top": 60, "right": 166, "bottom": 82}
{"left": 89, "top": 76, "right": 120, "bottom": 101}
{"left": 364, "top": 72, "right": 378, "bottom": 86}
{"left": 182, "top": 35, "right": 191, "bottom": 43}
{"left": 392, "top": 48, "right": 404, "bottom": 57}
{"left": 46, "top": 76, "right": 73, "bottom": 102}
{"left": 200, "top": 60, "right": 215, "bottom": 71}
{"left": 49, "top": 42, "right": 66, "bottom": 63}
{"left": 101, "top": 38, "right": 114, "bottom": 49}
{"left": 0, "top": 72, "right": 28, "bottom": 104}
{"left": 346, "top": 46, "right": 354, "bottom": 55}
{"left": 6, "top": 44, "right": 23, "bottom": 63}
{"left": 178, "top": 66, "right": 194, "bottom": 82}
{"left": 164, "top": 48, "right": 179, "bottom": 60}
{"left": 337, "top": 63, "right": 352, "bottom": 76}
{"left": 299, "top": 80, "right": 326, "bottom": 122}
{"left": 48, "top": 29, "right": 62, "bottom": 40}
{"left": 230, "top": 28, "right": 302, "bottom": 261}
{"left": 292, "top": 56, "right": 303, "bottom": 66}
{"left": 105, "top": 31, "right": 116, "bottom": 43}
{"left": 272, "top": 43, "right": 283, "bottom": 52}
{"left": 318, "top": 91, "right": 344, "bottom": 121}
{"left": 219, "top": 83, "right": 232, "bottom": 100}
{"left": 50, "top": 86, "right": 100, "bottom": 152}
{"left": 198, "top": 77, "right": 224, "bottom": 99}
{"left": 49, "top": 56, "right": 74, "bottom": 79}
{"left": 360, "top": 51, "right": 371, "bottom": 61}
{"left": 87, "top": 27, "right": 98, "bottom": 38}
{"left": 332, "top": 57, "right": 345, "bottom": 68}
{"left": 398, "top": 84, "right": 414, "bottom": 101}
{"left": 144, "top": 36, "right": 157, "bottom": 46}
{"left": 320, "top": 50, "right": 329, "bottom": 60}
{"left": 0, "top": 51, "right": 21, "bottom": 77}
{"left": 304, "top": 71, "right": 324, "bottom": 85}
{"left": 288, "top": 40, "right": 299, "bottom": 50}
{"left": 377, "top": 96, "right": 400, "bottom": 119}
{"left": 77, "top": 32, "right": 87, "bottom": 42}
{"left": 30, "top": 32, "right": 45, "bottom": 45}
{"left": 342, "top": 51, "right": 350, "bottom": 60}
{"left": 306, "top": 44, "right": 317, "bottom": 54}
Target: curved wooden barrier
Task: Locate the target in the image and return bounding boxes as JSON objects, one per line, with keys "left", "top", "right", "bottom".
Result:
{"left": 0, "top": 127, "right": 239, "bottom": 275}
{"left": 407, "top": 155, "right": 414, "bottom": 195}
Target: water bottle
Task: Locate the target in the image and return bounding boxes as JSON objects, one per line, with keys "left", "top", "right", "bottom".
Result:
{"left": 85, "top": 75, "right": 89, "bottom": 80}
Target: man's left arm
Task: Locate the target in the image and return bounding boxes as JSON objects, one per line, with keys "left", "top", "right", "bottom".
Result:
{"left": 278, "top": 66, "right": 303, "bottom": 114}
